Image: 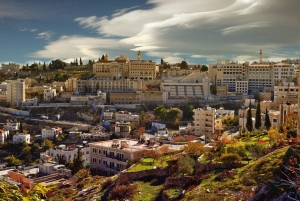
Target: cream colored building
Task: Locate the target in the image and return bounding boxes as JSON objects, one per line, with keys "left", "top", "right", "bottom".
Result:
{"left": 41, "top": 128, "right": 56, "bottom": 139}
{"left": 193, "top": 106, "right": 216, "bottom": 142}
{"left": 115, "top": 121, "right": 131, "bottom": 138}
{"left": 93, "top": 52, "right": 157, "bottom": 80}
{"left": 43, "top": 87, "right": 56, "bottom": 102}
{"left": 274, "top": 82, "right": 298, "bottom": 103}
{"left": 89, "top": 139, "right": 149, "bottom": 176}
{"left": 0, "top": 90, "right": 7, "bottom": 101}
{"left": 1, "top": 63, "right": 22, "bottom": 72}
{"left": 6, "top": 79, "right": 25, "bottom": 106}
{"left": 161, "top": 72, "right": 211, "bottom": 103}
{"left": 115, "top": 111, "right": 139, "bottom": 128}
{"left": 208, "top": 51, "right": 294, "bottom": 95}
{"left": 235, "top": 81, "right": 248, "bottom": 95}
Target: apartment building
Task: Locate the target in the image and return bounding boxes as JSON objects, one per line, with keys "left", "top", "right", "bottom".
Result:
{"left": 115, "top": 111, "right": 139, "bottom": 127}
{"left": 274, "top": 82, "right": 298, "bottom": 103}
{"left": 12, "top": 133, "right": 30, "bottom": 144}
{"left": 0, "top": 90, "right": 7, "bottom": 101}
{"left": 208, "top": 50, "right": 294, "bottom": 95}
{"left": 45, "top": 144, "right": 90, "bottom": 165}
{"left": 193, "top": 106, "right": 216, "bottom": 142}
{"left": 6, "top": 79, "right": 25, "bottom": 106}
{"left": 3, "top": 120, "right": 20, "bottom": 132}
{"left": 115, "top": 121, "right": 131, "bottom": 138}
{"left": 43, "top": 87, "right": 56, "bottom": 102}
{"left": 89, "top": 139, "right": 149, "bottom": 176}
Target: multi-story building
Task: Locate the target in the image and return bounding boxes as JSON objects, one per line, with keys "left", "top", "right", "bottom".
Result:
{"left": 6, "top": 79, "right": 25, "bottom": 106}
{"left": 45, "top": 144, "right": 90, "bottom": 165}
{"left": 41, "top": 128, "right": 56, "bottom": 139}
{"left": 208, "top": 50, "right": 294, "bottom": 95}
{"left": 89, "top": 139, "right": 148, "bottom": 176}
{"left": 274, "top": 82, "right": 298, "bottom": 103}
{"left": 93, "top": 52, "right": 157, "bottom": 80}
{"left": 0, "top": 129, "right": 9, "bottom": 144}
{"left": 1, "top": 63, "right": 22, "bottom": 72}
{"left": 0, "top": 90, "right": 7, "bottom": 101}
{"left": 43, "top": 87, "right": 56, "bottom": 102}
{"left": 12, "top": 133, "right": 30, "bottom": 144}
{"left": 3, "top": 120, "right": 20, "bottom": 132}
{"left": 115, "top": 121, "right": 131, "bottom": 138}
{"left": 115, "top": 111, "right": 139, "bottom": 128}
{"left": 161, "top": 72, "right": 211, "bottom": 103}
{"left": 193, "top": 106, "right": 216, "bottom": 142}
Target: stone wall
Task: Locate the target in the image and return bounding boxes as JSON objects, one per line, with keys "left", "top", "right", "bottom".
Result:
{"left": 116, "top": 168, "right": 169, "bottom": 185}
{"left": 165, "top": 176, "right": 192, "bottom": 187}
{"left": 0, "top": 106, "right": 29, "bottom": 116}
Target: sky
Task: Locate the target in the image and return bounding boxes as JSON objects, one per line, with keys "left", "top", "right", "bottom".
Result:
{"left": 0, "top": 0, "right": 299, "bottom": 66}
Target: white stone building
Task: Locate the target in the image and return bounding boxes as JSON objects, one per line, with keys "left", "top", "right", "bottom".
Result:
{"left": 13, "top": 133, "right": 30, "bottom": 144}
{"left": 3, "top": 120, "right": 20, "bottom": 132}
{"left": 43, "top": 87, "right": 56, "bottom": 102}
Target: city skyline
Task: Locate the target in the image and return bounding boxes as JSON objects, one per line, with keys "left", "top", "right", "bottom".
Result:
{"left": 0, "top": 0, "right": 299, "bottom": 66}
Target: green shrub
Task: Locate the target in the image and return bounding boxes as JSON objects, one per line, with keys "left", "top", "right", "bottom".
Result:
{"left": 219, "top": 153, "right": 241, "bottom": 164}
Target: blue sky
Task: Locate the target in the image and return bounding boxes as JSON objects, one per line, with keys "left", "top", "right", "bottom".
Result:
{"left": 0, "top": 0, "right": 299, "bottom": 66}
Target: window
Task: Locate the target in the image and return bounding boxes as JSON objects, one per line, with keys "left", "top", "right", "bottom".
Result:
{"left": 92, "top": 157, "right": 97, "bottom": 163}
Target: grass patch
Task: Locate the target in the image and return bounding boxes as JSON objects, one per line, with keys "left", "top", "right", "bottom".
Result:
{"left": 127, "top": 155, "right": 171, "bottom": 172}
{"left": 133, "top": 181, "right": 163, "bottom": 201}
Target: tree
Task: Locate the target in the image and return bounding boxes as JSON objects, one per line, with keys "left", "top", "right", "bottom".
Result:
{"left": 246, "top": 101, "right": 253, "bottom": 132}
{"left": 19, "top": 121, "right": 23, "bottom": 133}
{"left": 180, "top": 60, "right": 188, "bottom": 69}
{"left": 21, "top": 145, "right": 32, "bottom": 164}
{"left": 143, "top": 149, "right": 161, "bottom": 166}
{"left": 71, "top": 148, "right": 84, "bottom": 174}
{"left": 200, "top": 65, "right": 208, "bottom": 72}
{"left": 153, "top": 105, "right": 168, "bottom": 121}
{"left": 160, "top": 58, "right": 164, "bottom": 65}
{"left": 248, "top": 143, "right": 266, "bottom": 160}
{"left": 75, "top": 169, "right": 91, "bottom": 181}
{"left": 177, "top": 155, "right": 195, "bottom": 176}
{"left": 184, "top": 142, "right": 204, "bottom": 160}
{"left": 5, "top": 155, "right": 22, "bottom": 167}
{"left": 255, "top": 101, "right": 262, "bottom": 130}
{"left": 0, "top": 180, "right": 23, "bottom": 200}
{"left": 42, "top": 139, "right": 54, "bottom": 152}
{"left": 265, "top": 108, "right": 271, "bottom": 130}
{"left": 43, "top": 62, "right": 46, "bottom": 71}
{"left": 101, "top": 55, "right": 105, "bottom": 60}
{"left": 185, "top": 104, "right": 194, "bottom": 120}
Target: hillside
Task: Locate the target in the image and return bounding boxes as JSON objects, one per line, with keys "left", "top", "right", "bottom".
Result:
{"left": 182, "top": 146, "right": 290, "bottom": 201}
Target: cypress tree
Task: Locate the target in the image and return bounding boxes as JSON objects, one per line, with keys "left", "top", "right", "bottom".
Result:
{"left": 265, "top": 108, "right": 271, "bottom": 130}
{"left": 19, "top": 121, "right": 23, "bottom": 133}
{"left": 246, "top": 101, "right": 253, "bottom": 132}
{"left": 255, "top": 101, "right": 262, "bottom": 129}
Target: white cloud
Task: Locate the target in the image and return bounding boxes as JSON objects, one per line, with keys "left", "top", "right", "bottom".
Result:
{"left": 30, "top": 35, "right": 132, "bottom": 62}
{"left": 30, "top": 29, "right": 37, "bottom": 32}
{"left": 220, "top": 22, "right": 269, "bottom": 35}
{"left": 32, "top": 0, "right": 300, "bottom": 64}
{"left": 36, "top": 31, "right": 55, "bottom": 40}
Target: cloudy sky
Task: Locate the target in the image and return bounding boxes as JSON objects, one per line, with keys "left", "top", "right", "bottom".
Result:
{"left": 0, "top": 0, "right": 299, "bottom": 66}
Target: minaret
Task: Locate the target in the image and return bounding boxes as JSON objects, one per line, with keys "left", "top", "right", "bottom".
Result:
{"left": 259, "top": 49, "right": 262, "bottom": 63}
{"left": 137, "top": 50, "right": 141, "bottom": 61}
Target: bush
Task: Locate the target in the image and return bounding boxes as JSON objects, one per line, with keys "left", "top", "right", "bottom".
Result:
{"left": 75, "top": 169, "right": 91, "bottom": 181}
{"left": 101, "top": 178, "right": 114, "bottom": 190}
{"left": 219, "top": 153, "right": 241, "bottom": 164}
{"left": 108, "top": 184, "right": 136, "bottom": 201}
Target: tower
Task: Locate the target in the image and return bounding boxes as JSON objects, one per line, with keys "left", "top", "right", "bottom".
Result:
{"left": 137, "top": 50, "right": 141, "bottom": 61}
{"left": 259, "top": 49, "right": 262, "bottom": 63}
{"left": 104, "top": 53, "right": 108, "bottom": 61}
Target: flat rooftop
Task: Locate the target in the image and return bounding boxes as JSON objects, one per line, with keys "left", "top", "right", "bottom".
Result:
{"left": 89, "top": 138, "right": 157, "bottom": 152}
